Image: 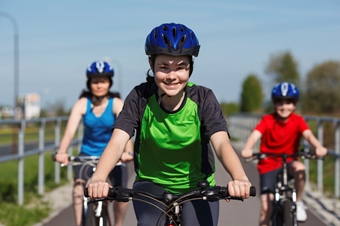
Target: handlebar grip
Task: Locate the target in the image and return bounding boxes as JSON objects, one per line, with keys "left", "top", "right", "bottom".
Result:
{"left": 83, "top": 187, "right": 117, "bottom": 198}
{"left": 52, "top": 153, "right": 57, "bottom": 161}
{"left": 84, "top": 187, "right": 89, "bottom": 197}
{"left": 250, "top": 186, "right": 256, "bottom": 197}
{"left": 221, "top": 185, "right": 256, "bottom": 197}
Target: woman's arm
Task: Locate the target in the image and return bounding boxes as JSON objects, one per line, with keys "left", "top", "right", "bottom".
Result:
{"left": 55, "top": 98, "right": 86, "bottom": 165}
{"left": 210, "top": 131, "right": 251, "bottom": 198}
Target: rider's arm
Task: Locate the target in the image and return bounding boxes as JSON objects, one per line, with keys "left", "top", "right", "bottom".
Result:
{"left": 88, "top": 129, "right": 130, "bottom": 198}
{"left": 241, "top": 130, "right": 262, "bottom": 158}
{"left": 113, "top": 97, "right": 134, "bottom": 162}
{"left": 56, "top": 98, "right": 86, "bottom": 164}
{"left": 302, "top": 129, "right": 327, "bottom": 157}
{"left": 210, "top": 131, "right": 251, "bottom": 198}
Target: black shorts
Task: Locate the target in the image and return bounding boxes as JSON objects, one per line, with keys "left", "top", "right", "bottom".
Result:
{"left": 73, "top": 152, "right": 128, "bottom": 187}
{"left": 260, "top": 163, "right": 294, "bottom": 194}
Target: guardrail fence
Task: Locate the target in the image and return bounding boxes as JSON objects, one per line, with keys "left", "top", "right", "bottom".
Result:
{"left": 0, "top": 117, "right": 82, "bottom": 205}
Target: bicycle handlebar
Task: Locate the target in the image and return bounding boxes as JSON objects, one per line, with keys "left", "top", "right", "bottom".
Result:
{"left": 52, "top": 153, "right": 101, "bottom": 162}
{"left": 245, "top": 149, "right": 321, "bottom": 163}
{"left": 84, "top": 182, "right": 256, "bottom": 203}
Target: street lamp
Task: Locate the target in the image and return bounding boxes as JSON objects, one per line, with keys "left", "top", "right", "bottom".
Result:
{"left": 0, "top": 11, "right": 19, "bottom": 118}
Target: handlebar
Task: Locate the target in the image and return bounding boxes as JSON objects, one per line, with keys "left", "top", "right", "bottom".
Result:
{"left": 52, "top": 153, "right": 101, "bottom": 162}
{"left": 84, "top": 181, "right": 256, "bottom": 203}
{"left": 245, "top": 149, "right": 321, "bottom": 163}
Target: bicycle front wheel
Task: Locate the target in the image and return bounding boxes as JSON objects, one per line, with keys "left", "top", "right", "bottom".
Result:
{"left": 84, "top": 202, "right": 108, "bottom": 226}
{"left": 282, "top": 199, "right": 293, "bottom": 226}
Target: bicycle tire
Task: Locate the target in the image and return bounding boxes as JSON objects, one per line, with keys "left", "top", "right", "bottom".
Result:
{"left": 271, "top": 205, "right": 282, "bottom": 226}
{"left": 282, "top": 199, "right": 293, "bottom": 226}
{"left": 84, "top": 202, "right": 108, "bottom": 226}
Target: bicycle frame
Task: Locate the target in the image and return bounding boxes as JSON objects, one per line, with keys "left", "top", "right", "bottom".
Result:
{"left": 53, "top": 154, "right": 110, "bottom": 226}
{"left": 246, "top": 151, "right": 317, "bottom": 226}
{"left": 272, "top": 153, "right": 297, "bottom": 226}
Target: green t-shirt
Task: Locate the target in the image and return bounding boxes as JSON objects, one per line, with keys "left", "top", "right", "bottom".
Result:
{"left": 114, "top": 82, "right": 228, "bottom": 193}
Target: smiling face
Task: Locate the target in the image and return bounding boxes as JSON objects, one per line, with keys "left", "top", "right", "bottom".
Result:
{"left": 89, "top": 76, "right": 111, "bottom": 97}
{"left": 152, "top": 54, "right": 191, "bottom": 98}
{"left": 274, "top": 99, "right": 296, "bottom": 120}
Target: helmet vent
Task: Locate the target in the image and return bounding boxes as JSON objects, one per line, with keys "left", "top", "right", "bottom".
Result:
{"left": 180, "top": 26, "right": 185, "bottom": 32}
{"left": 162, "top": 34, "right": 169, "bottom": 47}
{"left": 180, "top": 35, "right": 186, "bottom": 47}
{"left": 162, "top": 25, "right": 168, "bottom": 31}
{"left": 172, "top": 27, "right": 177, "bottom": 39}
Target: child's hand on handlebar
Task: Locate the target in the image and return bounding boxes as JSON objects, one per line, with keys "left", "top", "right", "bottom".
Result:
{"left": 120, "top": 152, "right": 134, "bottom": 162}
{"left": 226, "top": 180, "right": 252, "bottom": 201}
{"left": 316, "top": 146, "right": 327, "bottom": 157}
{"left": 241, "top": 149, "right": 253, "bottom": 159}
{"left": 87, "top": 180, "right": 112, "bottom": 199}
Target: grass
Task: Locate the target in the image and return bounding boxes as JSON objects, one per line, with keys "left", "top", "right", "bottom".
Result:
{"left": 0, "top": 151, "right": 71, "bottom": 226}
{"left": 307, "top": 155, "right": 336, "bottom": 198}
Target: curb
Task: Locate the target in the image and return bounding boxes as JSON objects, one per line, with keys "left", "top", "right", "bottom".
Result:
{"left": 33, "top": 182, "right": 73, "bottom": 226}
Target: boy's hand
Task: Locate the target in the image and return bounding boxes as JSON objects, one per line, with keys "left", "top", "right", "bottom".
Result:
{"left": 241, "top": 149, "right": 253, "bottom": 158}
{"left": 316, "top": 146, "right": 327, "bottom": 157}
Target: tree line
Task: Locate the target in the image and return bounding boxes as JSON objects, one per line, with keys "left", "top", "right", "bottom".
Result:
{"left": 221, "top": 51, "right": 340, "bottom": 117}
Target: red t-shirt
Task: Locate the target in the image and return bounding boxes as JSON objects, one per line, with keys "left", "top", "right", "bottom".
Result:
{"left": 255, "top": 113, "right": 309, "bottom": 175}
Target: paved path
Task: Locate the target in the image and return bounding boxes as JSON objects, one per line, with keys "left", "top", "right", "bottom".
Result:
{"left": 38, "top": 144, "right": 331, "bottom": 226}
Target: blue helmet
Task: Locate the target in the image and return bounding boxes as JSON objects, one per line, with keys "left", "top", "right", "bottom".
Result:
{"left": 86, "top": 61, "right": 114, "bottom": 78}
{"left": 271, "top": 82, "right": 300, "bottom": 101}
{"left": 145, "top": 23, "right": 200, "bottom": 57}
{"left": 86, "top": 61, "right": 114, "bottom": 90}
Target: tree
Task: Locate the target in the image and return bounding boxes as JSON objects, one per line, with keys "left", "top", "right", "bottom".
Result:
{"left": 44, "top": 98, "right": 70, "bottom": 117}
{"left": 240, "top": 74, "right": 263, "bottom": 112}
{"left": 265, "top": 51, "right": 300, "bottom": 87}
{"left": 220, "top": 102, "right": 239, "bottom": 116}
{"left": 302, "top": 61, "right": 340, "bottom": 115}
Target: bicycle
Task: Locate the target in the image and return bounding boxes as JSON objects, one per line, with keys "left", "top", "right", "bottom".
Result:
{"left": 53, "top": 154, "right": 118, "bottom": 226}
{"left": 245, "top": 149, "right": 318, "bottom": 226}
{"left": 84, "top": 180, "right": 256, "bottom": 226}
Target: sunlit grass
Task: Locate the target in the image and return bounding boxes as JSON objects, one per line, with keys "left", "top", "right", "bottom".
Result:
{"left": 0, "top": 151, "right": 71, "bottom": 226}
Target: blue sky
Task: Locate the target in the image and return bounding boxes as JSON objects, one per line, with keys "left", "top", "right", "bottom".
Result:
{"left": 1, "top": 0, "right": 339, "bottom": 110}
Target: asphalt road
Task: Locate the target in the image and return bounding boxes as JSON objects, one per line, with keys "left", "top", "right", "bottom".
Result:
{"left": 42, "top": 146, "right": 328, "bottom": 226}
{"left": 0, "top": 141, "right": 55, "bottom": 156}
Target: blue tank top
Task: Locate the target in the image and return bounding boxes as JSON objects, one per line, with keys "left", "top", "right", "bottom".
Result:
{"left": 81, "top": 98, "right": 115, "bottom": 156}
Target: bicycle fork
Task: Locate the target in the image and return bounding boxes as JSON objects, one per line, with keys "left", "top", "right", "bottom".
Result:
{"left": 165, "top": 202, "right": 181, "bottom": 226}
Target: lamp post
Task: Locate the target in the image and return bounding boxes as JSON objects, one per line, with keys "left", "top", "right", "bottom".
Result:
{"left": 0, "top": 12, "right": 19, "bottom": 155}
{"left": 0, "top": 11, "right": 19, "bottom": 118}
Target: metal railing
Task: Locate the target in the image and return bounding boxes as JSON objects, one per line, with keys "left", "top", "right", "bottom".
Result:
{"left": 228, "top": 113, "right": 340, "bottom": 199}
{"left": 0, "top": 117, "right": 83, "bottom": 205}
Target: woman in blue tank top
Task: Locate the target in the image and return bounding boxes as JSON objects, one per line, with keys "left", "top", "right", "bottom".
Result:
{"left": 55, "top": 60, "right": 133, "bottom": 226}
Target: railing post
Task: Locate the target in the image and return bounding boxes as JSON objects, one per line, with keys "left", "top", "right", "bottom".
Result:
{"left": 317, "top": 119, "right": 324, "bottom": 192}
{"left": 17, "top": 120, "right": 25, "bottom": 205}
{"left": 303, "top": 139, "right": 310, "bottom": 186}
{"left": 38, "top": 119, "right": 46, "bottom": 195}
{"left": 54, "top": 118, "right": 61, "bottom": 184}
{"left": 334, "top": 119, "right": 340, "bottom": 199}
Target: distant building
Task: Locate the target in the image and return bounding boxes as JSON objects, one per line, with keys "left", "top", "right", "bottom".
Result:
{"left": 17, "top": 93, "right": 41, "bottom": 119}
{"left": 0, "top": 106, "right": 14, "bottom": 118}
